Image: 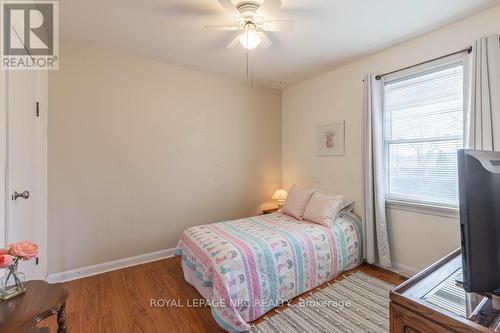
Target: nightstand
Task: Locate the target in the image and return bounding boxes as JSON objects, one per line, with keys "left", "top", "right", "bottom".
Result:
{"left": 262, "top": 208, "right": 279, "bottom": 215}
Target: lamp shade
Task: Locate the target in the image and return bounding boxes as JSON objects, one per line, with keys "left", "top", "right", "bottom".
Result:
{"left": 239, "top": 30, "right": 261, "bottom": 50}
{"left": 272, "top": 189, "right": 288, "bottom": 201}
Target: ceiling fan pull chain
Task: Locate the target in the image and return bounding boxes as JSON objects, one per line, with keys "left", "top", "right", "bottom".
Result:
{"left": 251, "top": 51, "right": 254, "bottom": 89}
{"left": 246, "top": 43, "right": 249, "bottom": 79}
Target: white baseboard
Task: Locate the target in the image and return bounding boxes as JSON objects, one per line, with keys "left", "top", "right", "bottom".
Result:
{"left": 370, "top": 261, "right": 418, "bottom": 279}
{"left": 389, "top": 261, "right": 419, "bottom": 278}
{"left": 46, "top": 248, "right": 176, "bottom": 283}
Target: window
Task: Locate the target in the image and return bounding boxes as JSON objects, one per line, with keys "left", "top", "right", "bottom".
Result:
{"left": 383, "top": 62, "right": 464, "bottom": 208}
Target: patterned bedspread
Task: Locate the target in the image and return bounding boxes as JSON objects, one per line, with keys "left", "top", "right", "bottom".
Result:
{"left": 176, "top": 211, "right": 362, "bottom": 332}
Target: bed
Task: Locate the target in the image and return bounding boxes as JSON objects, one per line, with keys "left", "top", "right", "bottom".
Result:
{"left": 176, "top": 211, "right": 363, "bottom": 332}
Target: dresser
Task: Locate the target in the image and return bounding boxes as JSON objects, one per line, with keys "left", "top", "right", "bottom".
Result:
{"left": 390, "top": 249, "right": 499, "bottom": 333}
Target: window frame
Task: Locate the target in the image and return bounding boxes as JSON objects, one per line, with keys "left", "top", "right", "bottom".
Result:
{"left": 381, "top": 55, "right": 466, "bottom": 214}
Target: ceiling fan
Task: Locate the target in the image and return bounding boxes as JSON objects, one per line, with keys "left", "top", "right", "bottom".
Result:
{"left": 205, "top": 0, "right": 294, "bottom": 50}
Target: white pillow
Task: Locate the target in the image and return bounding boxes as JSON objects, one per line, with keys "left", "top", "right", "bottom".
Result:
{"left": 339, "top": 200, "right": 355, "bottom": 214}
{"left": 314, "top": 189, "right": 353, "bottom": 211}
{"left": 303, "top": 192, "right": 346, "bottom": 227}
{"left": 282, "top": 185, "right": 314, "bottom": 220}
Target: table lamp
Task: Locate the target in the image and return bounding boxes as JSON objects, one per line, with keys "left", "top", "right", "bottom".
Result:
{"left": 272, "top": 189, "right": 288, "bottom": 208}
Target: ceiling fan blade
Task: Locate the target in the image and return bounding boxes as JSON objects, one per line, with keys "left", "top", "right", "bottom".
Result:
{"left": 205, "top": 25, "right": 241, "bottom": 31}
{"left": 217, "top": 0, "right": 239, "bottom": 15}
{"left": 257, "top": 32, "right": 272, "bottom": 48}
{"left": 227, "top": 34, "right": 242, "bottom": 48}
{"left": 262, "top": 20, "right": 294, "bottom": 32}
{"left": 258, "top": 0, "right": 282, "bottom": 13}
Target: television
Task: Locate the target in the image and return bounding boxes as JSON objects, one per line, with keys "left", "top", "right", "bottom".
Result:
{"left": 457, "top": 149, "right": 500, "bottom": 296}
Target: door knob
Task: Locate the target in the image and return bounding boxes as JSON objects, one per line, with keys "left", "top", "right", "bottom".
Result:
{"left": 12, "top": 191, "right": 30, "bottom": 200}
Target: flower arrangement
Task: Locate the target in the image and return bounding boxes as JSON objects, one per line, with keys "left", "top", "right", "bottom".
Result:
{"left": 0, "top": 241, "right": 38, "bottom": 300}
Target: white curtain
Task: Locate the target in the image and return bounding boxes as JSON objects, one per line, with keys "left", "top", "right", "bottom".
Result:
{"left": 363, "top": 74, "right": 392, "bottom": 268}
{"left": 465, "top": 35, "right": 500, "bottom": 151}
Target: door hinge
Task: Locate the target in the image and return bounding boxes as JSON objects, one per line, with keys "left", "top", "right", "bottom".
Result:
{"left": 35, "top": 102, "right": 39, "bottom": 117}
{"left": 35, "top": 257, "right": 39, "bottom": 265}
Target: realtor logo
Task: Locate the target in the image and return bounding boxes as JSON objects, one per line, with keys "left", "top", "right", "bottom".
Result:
{"left": 1, "top": 1, "right": 59, "bottom": 70}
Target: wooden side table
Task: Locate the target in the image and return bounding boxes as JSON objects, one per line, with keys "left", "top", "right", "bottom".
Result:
{"left": 0, "top": 280, "right": 68, "bottom": 333}
{"left": 262, "top": 208, "right": 279, "bottom": 215}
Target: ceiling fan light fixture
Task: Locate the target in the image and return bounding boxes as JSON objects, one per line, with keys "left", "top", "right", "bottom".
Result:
{"left": 239, "top": 30, "right": 261, "bottom": 50}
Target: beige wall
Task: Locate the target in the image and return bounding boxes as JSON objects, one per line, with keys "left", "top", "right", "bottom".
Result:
{"left": 48, "top": 42, "right": 282, "bottom": 274}
{"left": 282, "top": 6, "right": 500, "bottom": 276}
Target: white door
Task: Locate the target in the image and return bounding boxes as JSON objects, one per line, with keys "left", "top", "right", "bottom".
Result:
{"left": 3, "top": 70, "right": 47, "bottom": 280}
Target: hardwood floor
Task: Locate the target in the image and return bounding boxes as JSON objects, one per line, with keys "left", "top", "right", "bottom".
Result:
{"left": 41, "top": 256, "right": 405, "bottom": 333}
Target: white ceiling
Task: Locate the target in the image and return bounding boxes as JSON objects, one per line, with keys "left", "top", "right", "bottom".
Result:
{"left": 60, "top": 0, "right": 500, "bottom": 87}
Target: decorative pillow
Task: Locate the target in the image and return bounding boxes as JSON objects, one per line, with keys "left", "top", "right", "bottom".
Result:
{"left": 303, "top": 192, "right": 346, "bottom": 227}
{"left": 282, "top": 185, "right": 314, "bottom": 220}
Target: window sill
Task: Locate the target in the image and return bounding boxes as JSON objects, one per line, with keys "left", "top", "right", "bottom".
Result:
{"left": 386, "top": 200, "right": 460, "bottom": 219}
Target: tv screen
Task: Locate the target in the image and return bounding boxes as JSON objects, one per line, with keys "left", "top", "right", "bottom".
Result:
{"left": 457, "top": 149, "right": 500, "bottom": 296}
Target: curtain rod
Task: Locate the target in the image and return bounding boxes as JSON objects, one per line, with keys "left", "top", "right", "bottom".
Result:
{"left": 375, "top": 46, "right": 472, "bottom": 80}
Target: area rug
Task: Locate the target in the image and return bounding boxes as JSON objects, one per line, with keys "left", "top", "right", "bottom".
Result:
{"left": 250, "top": 272, "right": 394, "bottom": 333}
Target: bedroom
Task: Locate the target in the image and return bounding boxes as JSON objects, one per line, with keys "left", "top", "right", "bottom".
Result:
{"left": 0, "top": 0, "right": 499, "bottom": 332}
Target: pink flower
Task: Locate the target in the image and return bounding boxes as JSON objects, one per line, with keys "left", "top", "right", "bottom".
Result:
{"left": 0, "top": 249, "right": 9, "bottom": 255}
{"left": 9, "top": 241, "right": 39, "bottom": 260}
{"left": 0, "top": 254, "right": 14, "bottom": 268}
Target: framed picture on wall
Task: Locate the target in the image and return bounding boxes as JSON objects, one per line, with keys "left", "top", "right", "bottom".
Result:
{"left": 317, "top": 121, "right": 345, "bottom": 156}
